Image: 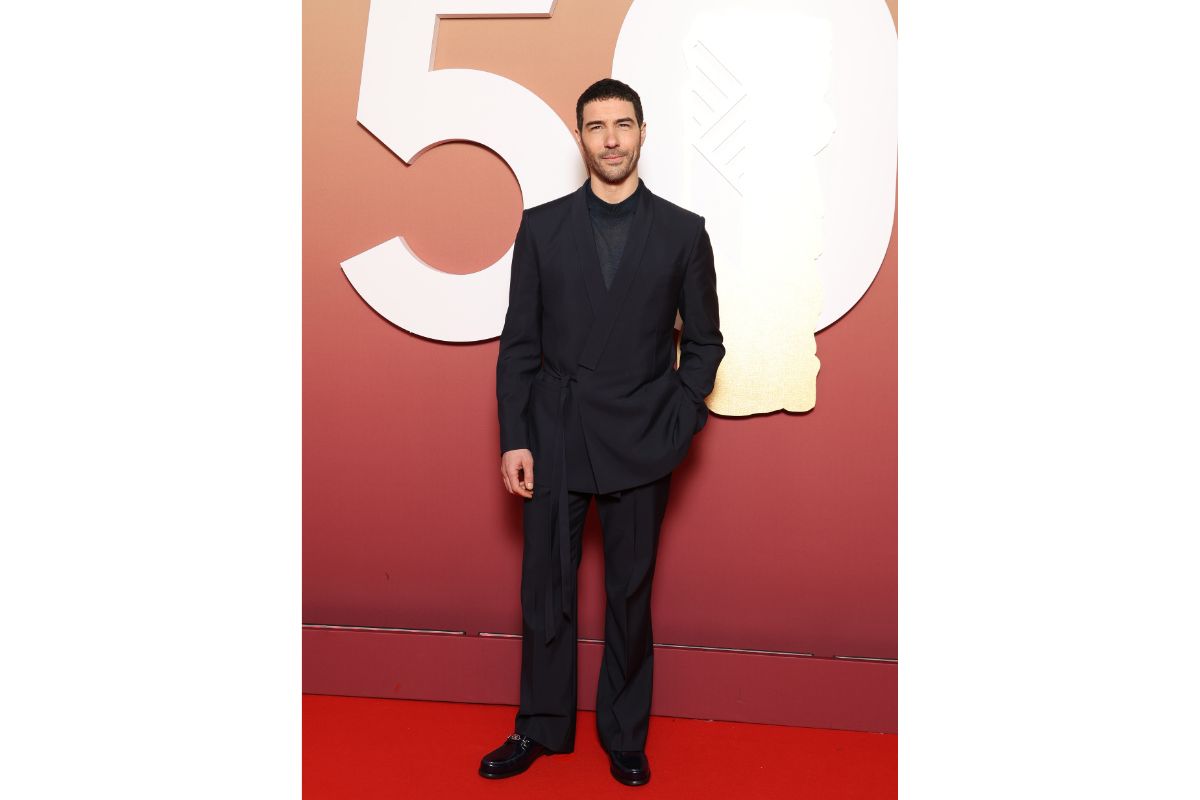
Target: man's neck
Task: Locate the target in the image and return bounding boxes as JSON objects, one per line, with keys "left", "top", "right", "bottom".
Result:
{"left": 588, "top": 171, "right": 639, "bottom": 205}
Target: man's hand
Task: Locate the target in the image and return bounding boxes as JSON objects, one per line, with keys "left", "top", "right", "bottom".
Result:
{"left": 501, "top": 449, "right": 535, "bottom": 499}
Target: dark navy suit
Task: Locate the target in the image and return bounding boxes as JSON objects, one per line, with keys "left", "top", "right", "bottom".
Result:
{"left": 496, "top": 177, "right": 724, "bottom": 752}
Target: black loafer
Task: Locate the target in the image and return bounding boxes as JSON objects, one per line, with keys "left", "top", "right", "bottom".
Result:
{"left": 478, "top": 732, "right": 551, "bottom": 779}
{"left": 608, "top": 749, "right": 651, "bottom": 786}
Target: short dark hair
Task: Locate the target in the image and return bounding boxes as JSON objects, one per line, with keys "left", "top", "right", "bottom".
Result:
{"left": 575, "top": 78, "right": 644, "bottom": 132}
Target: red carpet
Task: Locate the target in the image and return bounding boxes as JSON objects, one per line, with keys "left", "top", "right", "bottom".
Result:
{"left": 304, "top": 694, "right": 897, "bottom": 798}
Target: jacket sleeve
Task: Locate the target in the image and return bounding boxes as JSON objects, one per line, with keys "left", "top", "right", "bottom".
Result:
{"left": 496, "top": 210, "right": 542, "bottom": 455}
{"left": 676, "top": 217, "right": 725, "bottom": 432}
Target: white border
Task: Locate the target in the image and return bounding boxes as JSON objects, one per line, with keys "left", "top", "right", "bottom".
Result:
{"left": 2, "top": 1, "right": 300, "bottom": 796}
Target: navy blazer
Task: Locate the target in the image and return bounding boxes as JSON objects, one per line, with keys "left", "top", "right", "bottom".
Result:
{"left": 496, "top": 178, "right": 724, "bottom": 496}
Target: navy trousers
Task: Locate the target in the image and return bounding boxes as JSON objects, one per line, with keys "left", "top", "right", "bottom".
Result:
{"left": 514, "top": 471, "right": 672, "bottom": 753}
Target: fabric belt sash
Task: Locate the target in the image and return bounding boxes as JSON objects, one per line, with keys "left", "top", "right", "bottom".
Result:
{"left": 539, "top": 370, "right": 577, "bottom": 646}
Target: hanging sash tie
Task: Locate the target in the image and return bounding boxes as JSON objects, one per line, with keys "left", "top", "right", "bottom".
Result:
{"left": 538, "top": 370, "right": 578, "bottom": 646}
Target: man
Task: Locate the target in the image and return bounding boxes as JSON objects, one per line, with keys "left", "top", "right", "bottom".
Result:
{"left": 480, "top": 78, "right": 724, "bottom": 787}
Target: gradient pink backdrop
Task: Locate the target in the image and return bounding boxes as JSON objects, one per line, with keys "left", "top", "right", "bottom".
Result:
{"left": 303, "top": 0, "right": 897, "bottom": 731}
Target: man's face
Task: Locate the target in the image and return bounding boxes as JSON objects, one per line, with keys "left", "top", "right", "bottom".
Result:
{"left": 575, "top": 98, "right": 646, "bottom": 185}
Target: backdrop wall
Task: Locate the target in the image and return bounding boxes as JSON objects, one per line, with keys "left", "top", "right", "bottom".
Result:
{"left": 303, "top": 0, "right": 898, "bottom": 733}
